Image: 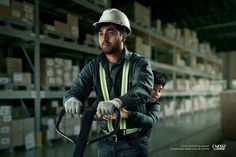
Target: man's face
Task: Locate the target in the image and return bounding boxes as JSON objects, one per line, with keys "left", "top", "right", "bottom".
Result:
{"left": 98, "top": 24, "right": 123, "bottom": 54}
{"left": 150, "top": 84, "right": 163, "bottom": 103}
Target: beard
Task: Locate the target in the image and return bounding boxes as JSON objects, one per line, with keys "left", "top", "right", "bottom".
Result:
{"left": 100, "top": 41, "right": 122, "bottom": 54}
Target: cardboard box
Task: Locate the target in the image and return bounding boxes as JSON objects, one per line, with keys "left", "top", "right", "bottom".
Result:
{"left": 0, "top": 115, "right": 12, "bottom": 123}
{"left": 0, "top": 4, "right": 10, "bottom": 18}
{"left": 0, "top": 105, "right": 11, "bottom": 116}
{"left": 0, "top": 125, "right": 11, "bottom": 135}
{"left": 11, "top": 0, "right": 23, "bottom": 20}
{"left": 3, "top": 58, "right": 22, "bottom": 74}
{"left": 43, "top": 24, "right": 55, "bottom": 32}
{"left": 0, "top": 136, "right": 11, "bottom": 149}
{"left": 152, "top": 19, "right": 162, "bottom": 33}
{"left": 67, "top": 13, "right": 78, "bottom": 26}
{"left": 23, "top": 1, "right": 34, "bottom": 13}
{"left": 11, "top": 119, "right": 24, "bottom": 146}
{"left": 128, "top": 36, "right": 151, "bottom": 58}
{"left": 13, "top": 73, "right": 31, "bottom": 84}
{"left": 118, "top": 2, "right": 150, "bottom": 26}
{"left": 54, "top": 20, "right": 70, "bottom": 36}
{"left": 23, "top": 118, "right": 34, "bottom": 133}
{"left": 220, "top": 90, "right": 236, "bottom": 140}
{"left": 54, "top": 58, "right": 63, "bottom": 68}
{"left": 22, "top": 1, "right": 34, "bottom": 24}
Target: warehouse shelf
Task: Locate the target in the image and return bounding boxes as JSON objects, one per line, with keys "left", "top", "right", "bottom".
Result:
{"left": 0, "top": 27, "right": 34, "bottom": 41}
{"left": 0, "top": 27, "right": 100, "bottom": 55}
{"left": 40, "top": 90, "right": 96, "bottom": 99}
{"left": 130, "top": 21, "right": 221, "bottom": 66}
{"left": 0, "top": 90, "right": 96, "bottom": 99}
{"left": 70, "top": 0, "right": 104, "bottom": 14}
{"left": 151, "top": 61, "right": 222, "bottom": 79}
{"left": 161, "top": 91, "right": 220, "bottom": 97}
{"left": 0, "top": 91, "right": 36, "bottom": 99}
{"left": 39, "top": 35, "right": 100, "bottom": 55}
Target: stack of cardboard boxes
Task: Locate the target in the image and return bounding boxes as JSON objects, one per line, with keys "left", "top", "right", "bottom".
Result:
{"left": 118, "top": 2, "right": 150, "bottom": 27}
{"left": 0, "top": 105, "right": 35, "bottom": 149}
{"left": 128, "top": 36, "right": 152, "bottom": 59}
{"left": 0, "top": 58, "right": 32, "bottom": 87}
{"left": 0, "top": 106, "right": 12, "bottom": 149}
{"left": 43, "top": 13, "right": 79, "bottom": 39}
{"left": 0, "top": 0, "right": 34, "bottom": 25}
{"left": 41, "top": 57, "right": 80, "bottom": 89}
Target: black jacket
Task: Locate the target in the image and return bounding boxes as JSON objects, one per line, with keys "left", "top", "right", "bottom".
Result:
{"left": 64, "top": 49, "right": 154, "bottom": 129}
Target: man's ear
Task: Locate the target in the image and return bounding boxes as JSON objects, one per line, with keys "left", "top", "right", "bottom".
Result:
{"left": 121, "top": 32, "right": 127, "bottom": 42}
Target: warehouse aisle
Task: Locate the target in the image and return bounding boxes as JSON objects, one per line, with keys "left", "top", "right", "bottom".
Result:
{"left": 0, "top": 108, "right": 226, "bottom": 157}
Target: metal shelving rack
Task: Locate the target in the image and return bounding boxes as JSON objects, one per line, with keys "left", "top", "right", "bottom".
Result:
{"left": 0, "top": 0, "right": 223, "bottom": 143}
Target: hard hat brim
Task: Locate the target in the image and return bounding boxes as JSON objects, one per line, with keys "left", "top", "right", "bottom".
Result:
{"left": 93, "top": 21, "right": 131, "bottom": 36}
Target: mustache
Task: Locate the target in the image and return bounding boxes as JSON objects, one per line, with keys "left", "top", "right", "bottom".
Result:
{"left": 102, "top": 41, "right": 111, "bottom": 45}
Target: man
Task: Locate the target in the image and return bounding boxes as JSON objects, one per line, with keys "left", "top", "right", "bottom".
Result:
{"left": 63, "top": 8, "right": 153, "bottom": 157}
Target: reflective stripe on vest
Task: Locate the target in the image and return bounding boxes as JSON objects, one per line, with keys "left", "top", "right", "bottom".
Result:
{"left": 99, "top": 60, "right": 139, "bottom": 134}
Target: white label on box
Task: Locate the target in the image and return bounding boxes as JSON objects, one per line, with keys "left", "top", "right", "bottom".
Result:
{"left": 56, "top": 77, "right": 63, "bottom": 85}
{"left": 0, "top": 110, "right": 10, "bottom": 116}
{"left": 12, "top": 10, "right": 21, "bottom": 18}
{"left": 47, "top": 69, "right": 54, "bottom": 77}
{"left": 56, "top": 69, "right": 63, "bottom": 75}
{"left": 1, "top": 126, "right": 10, "bottom": 134}
{"left": 3, "top": 115, "right": 12, "bottom": 122}
{"left": 24, "top": 5, "right": 33, "bottom": 12}
{"left": 1, "top": 138, "right": 10, "bottom": 144}
{"left": 0, "top": 0, "right": 10, "bottom": 6}
{"left": 24, "top": 12, "right": 34, "bottom": 20}
{"left": 25, "top": 132, "right": 35, "bottom": 150}
{"left": 47, "top": 58, "right": 54, "bottom": 66}
{"left": 14, "top": 74, "right": 23, "bottom": 81}
{"left": 49, "top": 77, "right": 55, "bottom": 84}
{"left": 0, "top": 78, "right": 10, "bottom": 84}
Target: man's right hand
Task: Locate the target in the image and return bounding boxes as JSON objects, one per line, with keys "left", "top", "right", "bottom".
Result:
{"left": 64, "top": 97, "right": 83, "bottom": 114}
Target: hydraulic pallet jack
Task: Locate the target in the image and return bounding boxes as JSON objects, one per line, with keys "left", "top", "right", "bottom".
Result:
{"left": 56, "top": 103, "right": 120, "bottom": 157}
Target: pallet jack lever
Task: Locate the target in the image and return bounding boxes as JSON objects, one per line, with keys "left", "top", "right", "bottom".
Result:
{"left": 56, "top": 104, "right": 121, "bottom": 157}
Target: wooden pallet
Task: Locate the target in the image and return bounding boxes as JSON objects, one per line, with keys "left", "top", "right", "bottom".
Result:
{"left": 13, "top": 83, "right": 33, "bottom": 90}
{"left": 0, "top": 16, "right": 33, "bottom": 31}
{"left": 43, "top": 29, "right": 78, "bottom": 43}
{"left": 0, "top": 83, "right": 12, "bottom": 90}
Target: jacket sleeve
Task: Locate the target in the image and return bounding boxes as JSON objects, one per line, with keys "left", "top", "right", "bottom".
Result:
{"left": 119, "top": 57, "right": 154, "bottom": 108}
{"left": 127, "top": 102, "right": 160, "bottom": 129}
{"left": 63, "top": 61, "right": 94, "bottom": 104}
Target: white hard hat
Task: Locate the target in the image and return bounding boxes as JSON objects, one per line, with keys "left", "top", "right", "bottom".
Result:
{"left": 93, "top": 8, "right": 131, "bottom": 36}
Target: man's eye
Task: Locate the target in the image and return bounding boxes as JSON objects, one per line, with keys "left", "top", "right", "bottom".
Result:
{"left": 108, "top": 31, "right": 114, "bottom": 35}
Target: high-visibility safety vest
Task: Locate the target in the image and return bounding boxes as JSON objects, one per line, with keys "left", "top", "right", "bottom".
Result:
{"left": 99, "top": 60, "right": 139, "bottom": 134}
